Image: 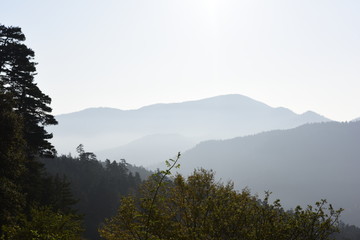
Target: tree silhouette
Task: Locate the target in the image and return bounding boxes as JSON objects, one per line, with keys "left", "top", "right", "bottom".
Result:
{"left": 0, "top": 24, "right": 57, "bottom": 157}
{"left": 1, "top": 25, "right": 80, "bottom": 238}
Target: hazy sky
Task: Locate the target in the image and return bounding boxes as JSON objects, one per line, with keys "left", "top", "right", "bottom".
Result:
{"left": 2, "top": 0, "right": 360, "bottom": 121}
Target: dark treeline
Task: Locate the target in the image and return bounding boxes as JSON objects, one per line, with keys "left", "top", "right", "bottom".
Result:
{"left": 334, "top": 223, "right": 360, "bottom": 240}
{"left": 40, "top": 145, "right": 148, "bottom": 240}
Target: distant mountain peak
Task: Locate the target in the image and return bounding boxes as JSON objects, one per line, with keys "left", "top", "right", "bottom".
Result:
{"left": 302, "top": 110, "right": 319, "bottom": 115}
{"left": 50, "top": 94, "right": 331, "bottom": 156}
{"left": 138, "top": 94, "right": 270, "bottom": 110}
{"left": 192, "top": 94, "right": 269, "bottom": 105}
{"left": 299, "top": 110, "right": 332, "bottom": 122}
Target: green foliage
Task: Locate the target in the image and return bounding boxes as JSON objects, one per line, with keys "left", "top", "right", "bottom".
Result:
{"left": 100, "top": 166, "right": 342, "bottom": 240}
{"left": 1, "top": 206, "right": 83, "bottom": 240}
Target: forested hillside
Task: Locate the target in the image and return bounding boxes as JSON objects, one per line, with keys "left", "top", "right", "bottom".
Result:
{"left": 40, "top": 145, "right": 148, "bottom": 240}
{"left": 180, "top": 121, "right": 360, "bottom": 227}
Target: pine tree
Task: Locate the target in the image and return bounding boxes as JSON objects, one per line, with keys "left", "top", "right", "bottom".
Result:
{"left": 0, "top": 24, "right": 57, "bottom": 157}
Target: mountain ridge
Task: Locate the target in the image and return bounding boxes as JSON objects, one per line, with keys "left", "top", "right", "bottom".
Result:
{"left": 58, "top": 94, "right": 327, "bottom": 117}
{"left": 48, "top": 94, "right": 332, "bottom": 157}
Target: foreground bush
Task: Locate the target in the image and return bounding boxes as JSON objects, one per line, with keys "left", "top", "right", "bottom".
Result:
{"left": 1, "top": 206, "right": 83, "bottom": 240}
{"left": 100, "top": 166, "right": 342, "bottom": 240}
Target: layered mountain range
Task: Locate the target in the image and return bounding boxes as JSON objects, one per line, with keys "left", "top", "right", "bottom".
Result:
{"left": 49, "top": 94, "right": 330, "bottom": 165}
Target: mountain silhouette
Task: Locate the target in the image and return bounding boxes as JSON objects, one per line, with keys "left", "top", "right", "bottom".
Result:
{"left": 48, "top": 94, "right": 331, "bottom": 161}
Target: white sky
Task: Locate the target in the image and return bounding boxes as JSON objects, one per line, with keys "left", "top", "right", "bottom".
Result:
{"left": 2, "top": 0, "right": 360, "bottom": 121}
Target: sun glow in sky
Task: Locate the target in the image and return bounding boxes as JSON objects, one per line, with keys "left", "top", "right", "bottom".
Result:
{"left": 2, "top": 0, "right": 360, "bottom": 121}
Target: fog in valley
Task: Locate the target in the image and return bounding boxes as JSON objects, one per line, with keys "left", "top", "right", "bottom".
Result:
{"left": 49, "top": 94, "right": 330, "bottom": 164}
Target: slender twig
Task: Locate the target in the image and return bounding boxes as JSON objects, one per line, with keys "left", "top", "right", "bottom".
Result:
{"left": 144, "top": 152, "right": 181, "bottom": 240}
